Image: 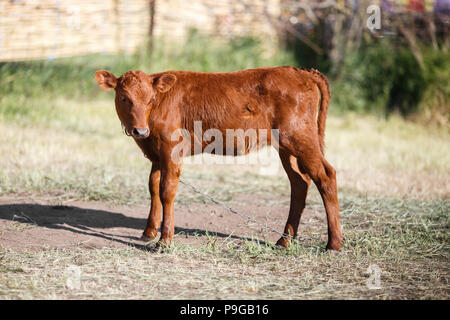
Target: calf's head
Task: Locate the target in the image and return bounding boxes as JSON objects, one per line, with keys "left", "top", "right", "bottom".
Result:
{"left": 94, "top": 70, "right": 177, "bottom": 139}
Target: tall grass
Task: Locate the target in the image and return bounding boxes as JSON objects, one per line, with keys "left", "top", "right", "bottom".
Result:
{"left": 333, "top": 41, "right": 450, "bottom": 121}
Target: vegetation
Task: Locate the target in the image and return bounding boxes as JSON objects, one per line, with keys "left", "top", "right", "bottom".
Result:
{"left": 0, "top": 200, "right": 448, "bottom": 299}
{"left": 328, "top": 41, "right": 450, "bottom": 123}
{"left": 281, "top": 0, "right": 449, "bottom": 124}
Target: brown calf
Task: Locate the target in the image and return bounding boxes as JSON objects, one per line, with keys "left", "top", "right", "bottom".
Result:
{"left": 94, "top": 66, "right": 342, "bottom": 251}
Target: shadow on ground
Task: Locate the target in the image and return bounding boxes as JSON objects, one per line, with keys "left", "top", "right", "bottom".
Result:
{"left": 0, "top": 203, "right": 270, "bottom": 250}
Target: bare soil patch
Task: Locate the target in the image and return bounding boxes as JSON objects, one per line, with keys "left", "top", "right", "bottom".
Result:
{"left": 0, "top": 196, "right": 325, "bottom": 251}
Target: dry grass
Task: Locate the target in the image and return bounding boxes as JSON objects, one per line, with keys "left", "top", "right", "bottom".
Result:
{"left": 1, "top": 197, "right": 448, "bottom": 299}
{"left": 325, "top": 115, "right": 450, "bottom": 199}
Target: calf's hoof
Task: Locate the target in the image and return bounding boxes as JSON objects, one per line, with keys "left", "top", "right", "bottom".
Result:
{"left": 276, "top": 237, "right": 290, "bottom": 248}
{"left": 140, "top": 234, "right": 153, "bottom": 242}
{"left": 140, "top": 228, "right": 158, "bottom": 242}
{"left": 326, "top": 238, "right": 342, "bottom": 252}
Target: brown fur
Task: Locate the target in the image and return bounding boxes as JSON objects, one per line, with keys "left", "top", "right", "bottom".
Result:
{"left": 95, "top": 66, "right": 342, "bottom": 251}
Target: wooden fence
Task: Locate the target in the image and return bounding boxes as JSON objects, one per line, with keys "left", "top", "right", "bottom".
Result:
{"left": 152, "top": 0, "right": 280, "bottom": 39}
{"left": 0, "top": 0, "right": 151, "bottom": 61}
{"left": 0, "top": 0, "right": 281, "bottom": 62}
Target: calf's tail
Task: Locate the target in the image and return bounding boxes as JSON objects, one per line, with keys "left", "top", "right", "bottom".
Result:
{"left": 295, "top": 68, "right": 330, "bottom": 155}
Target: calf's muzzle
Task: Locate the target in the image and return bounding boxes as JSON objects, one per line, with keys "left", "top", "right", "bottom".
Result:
{"left": 132, "top": 127, "right": 149, "bottom": 139}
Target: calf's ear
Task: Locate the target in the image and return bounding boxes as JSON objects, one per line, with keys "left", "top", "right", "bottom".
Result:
{"left": 154, "top": 73, "right": 177, "bottom": 93}
{"left": 95, "top": 70, "right": 117, "bottom": 90}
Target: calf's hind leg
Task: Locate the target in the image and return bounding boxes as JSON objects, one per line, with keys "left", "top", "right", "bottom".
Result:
{"left": 281, "top": 136, "right": 342, "bottom": 251}
{"left": 318, "top": 157, "right": 342, "bottom": 251}
{"left": 276, "top": 150, "right": 311, "bottom": 248}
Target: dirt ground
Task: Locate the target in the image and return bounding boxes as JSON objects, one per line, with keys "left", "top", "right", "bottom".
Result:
{"left": 0, "top": 196, "right": 326, "bottom": 251}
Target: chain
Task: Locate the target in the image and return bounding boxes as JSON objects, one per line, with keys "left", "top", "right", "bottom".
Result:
{"left": 179, "top": 178, "right": 292, "bottom": 240}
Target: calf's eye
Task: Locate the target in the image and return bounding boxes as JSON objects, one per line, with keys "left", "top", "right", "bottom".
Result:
{"left": 120, "top": 96, "right": 126, "bottom": 103}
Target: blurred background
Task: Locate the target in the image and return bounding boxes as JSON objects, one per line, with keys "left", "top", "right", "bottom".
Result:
{"left": 0, "top": 0, "right": 448, "bottom": 204}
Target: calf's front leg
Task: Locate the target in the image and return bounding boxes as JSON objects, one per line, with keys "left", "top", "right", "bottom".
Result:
{"left": 141, "top": 162, "right": 162, "bottom": 241}
{"left": 156, "top": 158, "right": 182, "bottom": 248}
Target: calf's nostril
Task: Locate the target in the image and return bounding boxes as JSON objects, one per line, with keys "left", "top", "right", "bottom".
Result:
{"left": 132, "top": 128, "right": 149, "bottom": 137}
